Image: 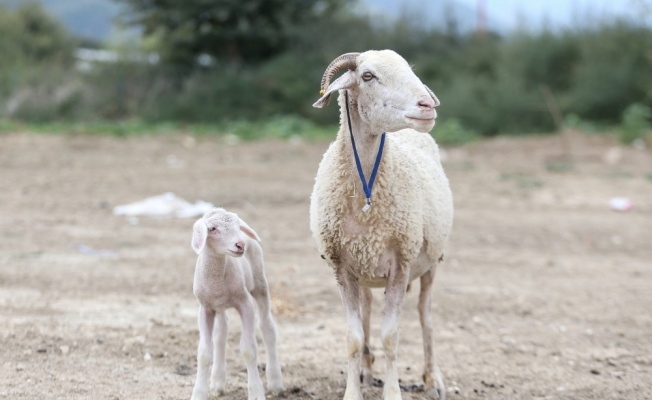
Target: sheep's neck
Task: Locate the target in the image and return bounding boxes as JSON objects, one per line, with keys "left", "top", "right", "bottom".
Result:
{"left": 342, "top": 98, "right": 384, "bottom": 182}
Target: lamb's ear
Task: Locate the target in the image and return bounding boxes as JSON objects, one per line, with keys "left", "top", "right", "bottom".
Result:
{"left": 239, "top": 218, "right": 261, "bottom": 242}
{"left": 424, "top": 85, "right": 440, "bottom": 107}
{"left": 191, "top": 219, "right": 208, "bottom": 254}
{"left": 313, "top": 71, "right": 357, "bottom": 108}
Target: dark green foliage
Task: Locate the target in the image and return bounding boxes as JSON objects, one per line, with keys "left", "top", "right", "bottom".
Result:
{"left": 2, "top": 0, "right": 652, "bottom": 140}
{"left": 619, "top": 103, "right": 651, "bottom": 144}
{"left": 0, "top": 2, "right": 79, "bottom": 121}
{"left": 114, "top": 0, "right": 349, "bottom": 67}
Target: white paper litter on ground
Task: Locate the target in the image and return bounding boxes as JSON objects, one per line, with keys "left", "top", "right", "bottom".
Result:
{"left": 113, "top": 192, "right": 214, "bottom": 218}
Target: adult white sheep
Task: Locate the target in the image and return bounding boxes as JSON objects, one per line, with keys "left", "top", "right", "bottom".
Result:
{"left": 190, "top": 208, "right": 283, "bottom": 400}
{"left": 310, "top": 50, "right": 453, "bottom": 400}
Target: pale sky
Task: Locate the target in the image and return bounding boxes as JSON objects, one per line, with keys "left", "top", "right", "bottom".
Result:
{"left": 463, "top": 0, "right": 647, "bottom": 30}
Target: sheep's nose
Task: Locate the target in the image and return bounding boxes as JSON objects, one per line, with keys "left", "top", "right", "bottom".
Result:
{"left": 235, "top": 242, "right": 245, "bottom": 252}
{"left": 418, "top": 95, "right": 435, "bottom": 110}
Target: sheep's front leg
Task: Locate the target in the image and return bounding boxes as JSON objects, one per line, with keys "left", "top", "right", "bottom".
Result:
{"left": 360, "top": 287, "right": 375, "bottom": 386}
{"left": 236, "top": 296, "right": 265, "bottom": 400}
{"left": 381, "top": 267, "right": 410, "bottom": 400}
{"left": 337, "top": 269, "right": 364, "bottom": 400}
{"left": 191, "top": 306, "right": 215, "bottom": 400}
{"left": 253, "top": 288, "right": 284, "bottom": 392}
{"left": 210, "top": 312, "right": 228, "bottom": 396}
{"left": 419, "top": 268, "right": 446, "bottom": 400}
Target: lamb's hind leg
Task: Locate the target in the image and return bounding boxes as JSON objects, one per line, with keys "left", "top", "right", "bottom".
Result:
{"left": 253, "top": 286, "right": 284, "bottom": 392}
{"left": 360, "top": 287, "right": 375, "bottom": 386}
{"left": 419, "top": 267, "right": 446, "bottom": 400}
{"left": 236, "top": 296, "right": 265, "bottom": 400}
{"left": 381, "top": 267, "right": 410, "bottom": 400}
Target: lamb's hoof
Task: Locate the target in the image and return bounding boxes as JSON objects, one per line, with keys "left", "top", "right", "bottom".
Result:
{"left": 266, "top": 368, "right": 284, "bottom": 392}
{"left": 247, "top": 385, "right": 266, "bottom": 400}
{"left": 190, "top": 389, "right": 208, "bottom": 400}
{"left": 267, "top": 381, "right": 284, "bottom": 393}
{"left": 209, "top": 385, "right": 226, "bottom": 398}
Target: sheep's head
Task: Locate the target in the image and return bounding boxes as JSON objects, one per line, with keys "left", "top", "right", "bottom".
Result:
{"left": 313, "top": 50, "right": 440, "bottom": 133}
{"left": 191, "top": 208, "right": 261, "bottom": 256}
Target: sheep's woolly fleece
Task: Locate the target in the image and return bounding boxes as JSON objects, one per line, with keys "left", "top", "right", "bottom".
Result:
{"left": 310, "top": 93, "right": 453, "bottom": 280}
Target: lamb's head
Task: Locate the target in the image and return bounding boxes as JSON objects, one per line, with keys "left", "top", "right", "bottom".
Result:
{"left": 191, "top": 208, "right": 261, "bottom": 256}
{"left": 313, "top": 50, "right": 440, "bottom": 133}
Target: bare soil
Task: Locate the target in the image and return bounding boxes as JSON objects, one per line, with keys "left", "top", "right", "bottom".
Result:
{"left": 1, "top": 131, "right": 651, "bottom": 400}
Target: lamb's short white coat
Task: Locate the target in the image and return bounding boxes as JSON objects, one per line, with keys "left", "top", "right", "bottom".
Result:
{"left": 190, "top": 208, "right": 283, "bottom": 400}
{"left": 310, "top": 50, "right": 453, "bottom": 400}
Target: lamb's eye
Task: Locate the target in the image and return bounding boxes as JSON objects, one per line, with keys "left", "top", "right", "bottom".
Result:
{"left": 361, "top": 72, "right": 374, "bottom": 82}
{"left": 208, "top": 227, "right": 217, "bottom": 232}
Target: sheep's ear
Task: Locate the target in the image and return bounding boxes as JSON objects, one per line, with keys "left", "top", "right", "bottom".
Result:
{"left": 424, "top": 85, "right": 440, "bottom": 107}
{"left": 239, "top": 218, "right": 261, "bottom": 242}
{"left": 191, "top": 219, "right": 208, "bottom": 254}
{"left": 313, "top": 71, "right": 357, "bottom": 108}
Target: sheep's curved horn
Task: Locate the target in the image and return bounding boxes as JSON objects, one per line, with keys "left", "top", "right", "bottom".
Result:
{"left": 320, "top": 52, "right": 360, "bottom": 94}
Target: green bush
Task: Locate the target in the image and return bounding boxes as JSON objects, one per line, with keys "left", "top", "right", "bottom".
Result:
{"left": 619, "top": 103, "right": 651, "bottom": 144}
{"left": 432, "top": 118, "right": 480, "bottom": 146}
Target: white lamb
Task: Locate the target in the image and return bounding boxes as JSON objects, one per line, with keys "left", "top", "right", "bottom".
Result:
{"left": 190, "top": 208, "right": 283, "bottom": 400}
{"left": 310, "top": 50, "right": 453, "bottom": 400}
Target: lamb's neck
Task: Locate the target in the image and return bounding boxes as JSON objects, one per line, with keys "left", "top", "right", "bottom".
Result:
{"left": 339, "top": 105, "right": 385, "bottom": 181}
{"left": 198, "top": 250, "right": 229, "bottom": 280}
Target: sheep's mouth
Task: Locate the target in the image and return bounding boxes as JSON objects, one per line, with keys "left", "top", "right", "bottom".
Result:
{"left": 405, "top": 116, "right": 435, "bottom": 122}
{"left": 404, "top": 115, "right": 436, "bottom": 128}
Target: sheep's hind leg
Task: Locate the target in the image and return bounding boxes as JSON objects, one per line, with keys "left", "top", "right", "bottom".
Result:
{"left": 337, "top": 269, "right": 364, "bottom": 400}
{"left": 191, "top": 306, "right": 215, "bottom": 400}
{"left": 381, "top": 267, "right": 410, "bottom": 400}
{"left": 419, "top": 267, "right": 446, "bottom": 400}
{"left": 210, "top": 312, "right": 228, "bottom": 396}
{"left": 360, "top": 287, "right": 375, "bottom": 386}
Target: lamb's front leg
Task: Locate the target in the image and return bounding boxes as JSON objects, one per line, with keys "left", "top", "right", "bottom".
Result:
{"left": 381, "top": 267, "right": 410, "bottom": 400}
{"left": 336, "top": 269, "right": 364, "bottom": 400}
{"left": 191, "top": 306, "right": 215, "bottom": 400}
{"left": 210, "top": 312, "right": 228, "bottom": 396}
{"left": 236, "top": 296, "right": 265, "bottom": 400}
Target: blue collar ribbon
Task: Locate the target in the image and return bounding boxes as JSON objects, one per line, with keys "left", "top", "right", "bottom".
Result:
{"left": 345, "top": 90, "right": 386, "bottom": 213}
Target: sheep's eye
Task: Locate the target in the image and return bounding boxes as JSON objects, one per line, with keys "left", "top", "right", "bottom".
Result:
{"left": 208, "top": 227, "right": 217, "bottom": 232}
{"left": 361, "top": 72, "right": 374, "bottom": 82}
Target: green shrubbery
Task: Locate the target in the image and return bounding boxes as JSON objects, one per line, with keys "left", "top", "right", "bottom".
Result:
{"left": 1, "top": 1, "right": 651, "bottom": 142}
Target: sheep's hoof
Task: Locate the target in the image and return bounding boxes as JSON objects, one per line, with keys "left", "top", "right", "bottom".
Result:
{"left": 425, "top": 387, "right": 445, "bottom": 400}
{"left": 382, "top": 383, "right": 402, "bottom": 400}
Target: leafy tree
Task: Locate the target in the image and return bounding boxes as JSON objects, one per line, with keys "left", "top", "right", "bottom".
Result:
{"left": 0, "top": 2, "right": 73, "bottom": 66}
{"left": 114, "top": 0, "right": 351, "bottom": 67}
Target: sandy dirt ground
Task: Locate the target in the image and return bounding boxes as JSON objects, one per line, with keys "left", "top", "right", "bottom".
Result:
{"left": 1, "top": 130, "right": 651, "bottom": 400}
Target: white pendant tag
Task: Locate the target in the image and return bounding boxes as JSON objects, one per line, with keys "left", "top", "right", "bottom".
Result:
{"left": 362, "top": 199, "right": 371, "bottom": 213}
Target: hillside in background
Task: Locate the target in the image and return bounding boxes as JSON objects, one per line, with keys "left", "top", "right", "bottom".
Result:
{"left": 0, "top": 0, "right": 122, "bottom": 42}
